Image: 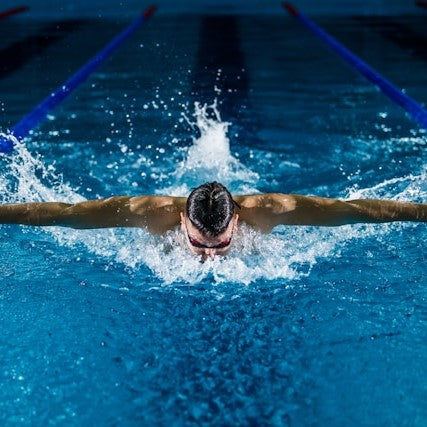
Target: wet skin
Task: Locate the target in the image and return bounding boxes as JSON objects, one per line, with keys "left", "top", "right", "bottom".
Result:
{"left": 0, "top": 193, "right": 426, "bottom": 258}
{"left": 180, "top": 212, "right": 238, "bottom": 259}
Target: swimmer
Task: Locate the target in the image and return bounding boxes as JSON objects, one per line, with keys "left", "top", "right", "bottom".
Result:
{"left": 0, "top": 181, "right": 426, "bottom": 258}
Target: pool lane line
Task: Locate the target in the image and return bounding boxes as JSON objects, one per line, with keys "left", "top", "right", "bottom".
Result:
{"left": 0, "top": 5, "right": 29, "bottom": 20}
{"left": 0, "top": 5, "right": 157, "bottom": 153}
{"left": 282, "top": 3, "right": 427, "bottom": 131}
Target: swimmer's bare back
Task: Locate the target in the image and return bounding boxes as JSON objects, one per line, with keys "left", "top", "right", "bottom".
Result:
{"left": 0, "top": 193, "right": 426, "bottom": 233}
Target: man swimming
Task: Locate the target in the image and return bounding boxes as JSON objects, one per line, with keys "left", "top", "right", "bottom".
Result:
{"left": 0, "top": 181, "right": 426, "bottom": 257}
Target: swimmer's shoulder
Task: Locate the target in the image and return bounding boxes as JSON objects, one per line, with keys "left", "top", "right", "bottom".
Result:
{"left": 233, "top": 193, "right": 297, "bottom": 232}
{"left": 233, "top": 193, "right": 296, "bottom": 212}
{"left": 128, "top": 195, "right": 187, "bottom": 215}
{"left": 120, "top": 195, "right": 186, "bottom": 233}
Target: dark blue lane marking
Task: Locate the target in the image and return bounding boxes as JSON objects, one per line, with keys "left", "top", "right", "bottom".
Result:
{"left": 0, "top": 6, "right": 156, "bottom": 153}
{"left": 192, "top": 15, "right": 249, "bottom": 121}
{"left": 0, "top": 20, "right": 88, "bottom": 80}
{"left": 353, "top": 16, "right": 427, "bottom": 62}
{"left": 283, "top": 3, "right": 427, "bottom": 131}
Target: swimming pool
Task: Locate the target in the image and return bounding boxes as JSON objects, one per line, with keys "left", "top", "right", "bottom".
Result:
{"left": 0, "top": 11, "right": 426, "bottom": 425}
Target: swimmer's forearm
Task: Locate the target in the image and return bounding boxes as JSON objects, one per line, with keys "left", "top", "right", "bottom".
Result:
{"left": 345, "top": 199, "right": 427, "bottom": 223}
{"left": 0, "top": 198, "right": 135, "bottom": 228}
{"left": 278, "top": 195, "right": 427, "bottom": 226}
{"left": 0, "top": 202, "right": 73, "bottom": 226}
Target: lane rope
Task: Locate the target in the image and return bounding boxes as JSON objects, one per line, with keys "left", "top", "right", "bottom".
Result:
{"left": 283, "top": 3, "right": 427, "bottom": 131}
{"left": 0, "top": 5, "right": 157, "bottom": 153}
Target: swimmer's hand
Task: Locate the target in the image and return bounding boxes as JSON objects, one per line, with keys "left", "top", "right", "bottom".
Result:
{"left": 0, "top": 196, "right": 186, "bottom": 234}
{"left": 234, "top": 194, "right": 427, "bottom": 232}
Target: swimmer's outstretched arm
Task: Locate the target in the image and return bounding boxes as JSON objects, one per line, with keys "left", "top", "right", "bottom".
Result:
{"left": 234, "top": 193, "right": 427, "bottom": 232}
{"left": 0, "top": 196, "right": 186, "bottom": 234}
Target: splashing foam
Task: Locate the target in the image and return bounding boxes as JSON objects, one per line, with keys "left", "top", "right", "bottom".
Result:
{"left": 0, "top": 134, "right": 83, "bottom": 204}
{"left": 346, "top": 165, "right": 427, "bottom": 202}
{"left": 158, "top": 100, "right": 259, "bottom": 196}
{"left": 0, "top": 127, "right": 425, "bottom": 286}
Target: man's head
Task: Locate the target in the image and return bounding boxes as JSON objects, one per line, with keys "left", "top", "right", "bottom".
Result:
{"left": 180, "top": 182, "right": 239, "bottom": 257}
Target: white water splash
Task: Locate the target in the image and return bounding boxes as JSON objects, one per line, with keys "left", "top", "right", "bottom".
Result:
{"left": 0, "top": 127, "right": 425, "bottom": 285}
{"left": 158, "top": 100, "right": 259, "bottom": 196}
{"left": 0, "top": 134, "right": 84, "bottom": 204}
{"left": 346, "top": 166, "right": 427, "bottom": 202}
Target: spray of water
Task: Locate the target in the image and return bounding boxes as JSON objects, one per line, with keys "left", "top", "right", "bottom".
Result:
{"left": 1, "top": 110, "right": 425, "bottom": 285}
{"left": 0, "top": 135, "right": 84, "bottom": 204}
{"left": 346, "top": 166, "right": 427, "bottom": 202}
{"left": 158, "top": 100, "right": 259, "bottom": 196}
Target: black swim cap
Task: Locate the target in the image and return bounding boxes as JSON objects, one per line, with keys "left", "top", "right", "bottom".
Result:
{"left": 186, "top": 182, "right": 238, "bottom": 236}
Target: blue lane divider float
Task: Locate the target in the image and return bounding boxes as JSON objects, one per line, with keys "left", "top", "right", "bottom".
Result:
{"left": 283, "top": 3, "right": 427, "bottom": 131}
{"left": 0, "top": 5, "right": 157, "bottom": 153}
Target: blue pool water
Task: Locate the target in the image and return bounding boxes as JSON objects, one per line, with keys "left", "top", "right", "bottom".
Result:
{"left": 0, "top": 12, "right": 426, "bottom": 425}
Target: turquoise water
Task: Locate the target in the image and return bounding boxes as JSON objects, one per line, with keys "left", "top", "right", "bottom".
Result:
{"left": 0, "top": 14, "right": 426, "bottom": 425}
